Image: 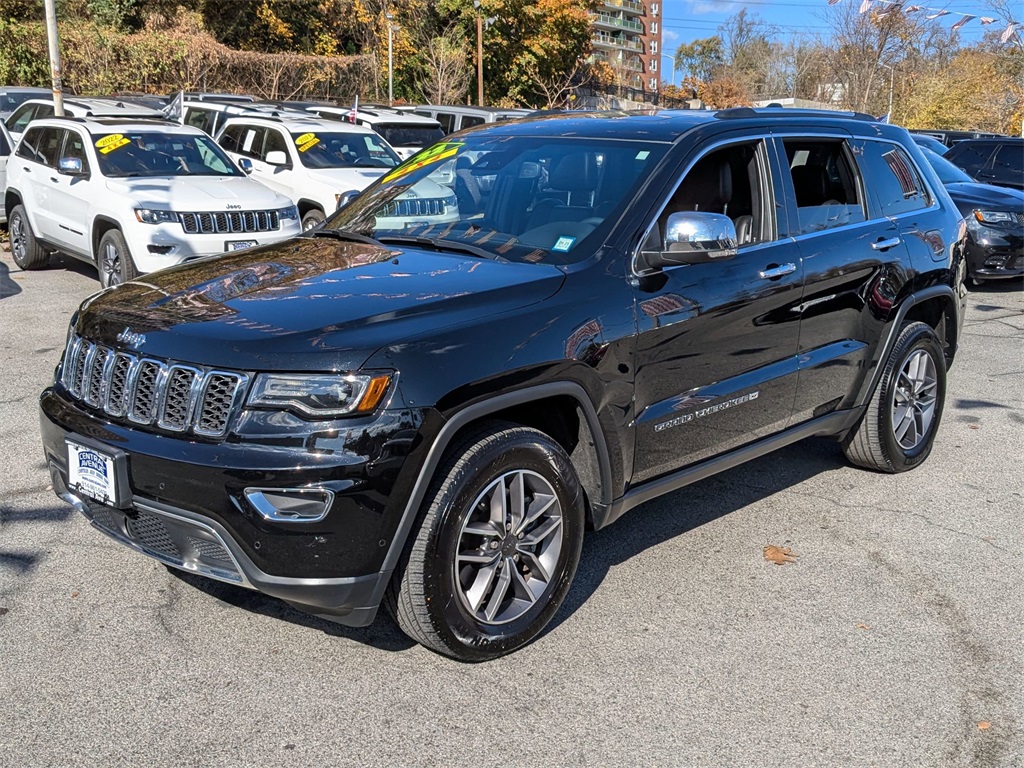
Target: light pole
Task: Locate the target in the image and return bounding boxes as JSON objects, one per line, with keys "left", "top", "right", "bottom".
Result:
{"left": 43, "top": 0, "right": 63, "bottom": 116}
{"left": 881, "top": 63, "right": 895, "bottom": 122}
{"left": 385, "top": 12, "right": 397, "bottom": 106}
{"left": 659, "top": 53, "right": 676, "bottom": 87}
{"left": 472, "top": 1, "right": 495, "bottom": 106}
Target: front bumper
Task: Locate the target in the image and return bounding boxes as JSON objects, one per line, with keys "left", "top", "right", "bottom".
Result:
{"left": 965, "top": 229, "right": 1024, "bottom": 280}
{"left": 41, "top": 389, "right": 429, "bottom": 626}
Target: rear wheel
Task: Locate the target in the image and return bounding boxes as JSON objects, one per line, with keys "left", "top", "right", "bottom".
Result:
{"left": 97, "top": 229, "right": 138, "bottom": 288}
{"left": 388, "top": 424, "right": 585, "bottom": 661}
{"left": 9, "top": 205, "right": 49, "bottom": 270}
{"left": 843, "top": 321, "right": 946, "bottom": 473}
{"left": 301, "top": 209, "right": 325, "bottom": 231}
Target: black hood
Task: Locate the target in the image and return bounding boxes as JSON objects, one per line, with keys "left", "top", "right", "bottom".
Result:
{"left": 944, "top": 181, "right": 1024, "bottom": 216}
{"left": 76, "top": 237, "right": 565, "bottom": 371}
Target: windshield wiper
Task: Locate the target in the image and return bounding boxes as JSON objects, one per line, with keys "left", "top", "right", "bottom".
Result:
{"left": 309, "top": 229, "right": 387, "bottom": 248}
{"left": 375, "top": 235, "right": 507, "bottom": 262}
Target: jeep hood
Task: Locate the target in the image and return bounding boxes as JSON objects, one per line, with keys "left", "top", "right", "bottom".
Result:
{"left": 76, "top": 236, "right": 565, "bottom": 371}
{"left": 105, "top": 176, "right": 292, "bottom": 210}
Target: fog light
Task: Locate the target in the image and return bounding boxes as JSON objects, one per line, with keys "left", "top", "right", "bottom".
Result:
{"left": 244, "top": 488, "right": 334, "bottom": 523}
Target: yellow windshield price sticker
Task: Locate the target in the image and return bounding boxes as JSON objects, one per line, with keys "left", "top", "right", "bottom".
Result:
{"left": 382, "top": 141, "right": 464, "bottom": 183}
{"left": 295, "top": 132, "right": 316, "bottom": 146}
{"left": 95, "top": 134, "right": 131, "bottom": 154}
{"left": 297, "top": 137, "right": 320, "bottom": 152}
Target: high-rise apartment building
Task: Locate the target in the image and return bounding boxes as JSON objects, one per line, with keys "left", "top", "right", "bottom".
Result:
{"left": 590, "top": 0, "right": 664, "bottom": 94}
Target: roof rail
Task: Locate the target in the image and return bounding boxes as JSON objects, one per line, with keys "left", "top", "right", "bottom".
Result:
{"left": 715, "top": 107, "right": 877, "bottom": 122}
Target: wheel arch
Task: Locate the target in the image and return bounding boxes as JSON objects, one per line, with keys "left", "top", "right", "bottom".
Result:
{"left": 4, "top": 188, "right": 22, "bottom": 221}
{"left": 91, "top": 216, "right": 122, "bottom": 260}
{"left": 296, "top": 199, "right": 324, "bottom": 218}
{"left": 376, "top": 382, "right": 613, "bottom": 595}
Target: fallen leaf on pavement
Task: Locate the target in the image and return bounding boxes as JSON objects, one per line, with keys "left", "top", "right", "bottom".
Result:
{"left": 978, "top": 721, "right": 991, "bottom": 731}
{"left": 968, "top": 425, "right": 980, "bottom": 430}
{"left": 71, "top": 592, "right": 79, "bottom": 598}
{"left": 855, "top": 623, "right": 871, "bottom": 630}
{"left": 763, "top": 545, "right": 797, "bottom": 565}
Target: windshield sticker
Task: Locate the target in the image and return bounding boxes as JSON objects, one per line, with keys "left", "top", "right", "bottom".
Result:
{"left": 382, "top": 141, "right": 464, "bottom": 183}
{"left": 552, "top": 236, "right": 576, "bottom": 252}
{"left": 95, "top": 134, "right": 130, "bottom": 154}
{"left": 636, "top": 150, "right": 650, "bottom": 160}
{"left": 295, "top": 132, "right": 320, "bottom": 152}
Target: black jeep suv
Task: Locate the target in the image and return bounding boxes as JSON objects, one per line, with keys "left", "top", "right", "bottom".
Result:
{"left": 40, "top": 109, "right": 967, "bottom": 661}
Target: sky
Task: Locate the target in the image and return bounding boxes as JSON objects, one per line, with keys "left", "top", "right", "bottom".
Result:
{"left": 660, "top": 0, "right": 996, "bottom": 72}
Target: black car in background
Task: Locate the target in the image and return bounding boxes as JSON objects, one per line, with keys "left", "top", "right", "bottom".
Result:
{"left": 910, "top": 129, "right": 1005, "bottom": 148}
{"left": 911, "top": 133, "right": 949, "bottom": 156}
{"left": 945, "top": 137, "right": 1024, "bottom": 191}
{"left": 921, "top": 147, "right": 1024, "bottom": 285}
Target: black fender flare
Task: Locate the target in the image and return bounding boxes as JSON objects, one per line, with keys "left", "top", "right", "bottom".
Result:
{"left": 369, "top": 381, "right": 613, "bottom": 601}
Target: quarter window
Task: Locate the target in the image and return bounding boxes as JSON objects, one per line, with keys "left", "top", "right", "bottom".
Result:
{"left": 782, "top": 139, "right": 866, "bottom": 235}
{"left": 858, "top": 141, "right": 931, "bottom": 217}
{"left": 435, "top": 112, "right": 455, "bottom": 133}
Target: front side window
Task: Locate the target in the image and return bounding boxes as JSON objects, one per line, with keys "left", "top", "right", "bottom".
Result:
{"left": 992, "top": 143, "right": 1023, "bottom": 176}
{"left": 291, "top": 131, "right": 399, "bottom": 169}
{"left": 783, "top": 138, "right": 866, "bottom": 235}
{"left": 657, "top": 140, "right": 774, "bottom": 248}
{"left": 34, "top": 127, "right": 64, "bottom": 167}
{"left": 946, "top": 143, "right": 993, "bottom": 173}
{"left": 7, "top": 103, "right": 37, "bottom": 133}
{"left": 218, "top": 124, "right": 245, "bottom": 153}
{"left": 435, "top": 112, "right": 455, "bottom": 133}
{"left": 61, "top": 129, "right": 90, "bottom": 173}
{"left": 858, "top": 141, "right": 931, "bottom": 218}
{"left": 326, "top": 135, "right": 669, "bottom": 264}
{"left": 91, "top": 131, "right": 242, "bottom": 177}
{"left": 262, "top": 128, "right": 290, "bottom": 162}
{"left": 15, "top": 126, "right": 43, "bottom": 160}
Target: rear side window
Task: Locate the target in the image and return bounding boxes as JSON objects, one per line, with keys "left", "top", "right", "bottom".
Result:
{"left": 234, "top": 125, "right": 265, "bottom": 159}
{"left": 0, "top": 129, "right": 10, "bottom": 156}
{"left": 858, "top": 141, "right": 931, "bottom": 218}
{"left": 219, "top": 124, "right": 244, "bottom": 153}
{"left": 461, "top": 115, "right": 486, "bottom": 129}
{"left": 435, "top": 112, "right": 455, "bottom": 133}
{"left": 946, "top": 143, "right": 994, "bottom": 173}
{"left": 185, "top": 107, "right": 217, "bottom": 136}
{"left": 782, "top": 138, "right": 866, "bottom": 235}
{"left": 16, "top": 126, "right": 43, "bottom": 159}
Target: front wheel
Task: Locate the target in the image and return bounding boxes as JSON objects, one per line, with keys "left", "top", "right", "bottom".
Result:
{"left": 301, "top": 209, "right": 325, "bottom": 231}
{"left": 843, "top": 321, "right": 946, "bottom": 473}
{"left": 97, "top": 229, "right": 139, "bottom": 288}
{"left": 9, "top": 205, "right": 49, "bottom": 270}
{"left": 388, "top": 424, "right": 585, "bottom": 661}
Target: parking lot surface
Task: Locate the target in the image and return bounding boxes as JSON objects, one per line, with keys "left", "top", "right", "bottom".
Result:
{"left": 1, "top": 246, "right": 1021, "bottom": 767}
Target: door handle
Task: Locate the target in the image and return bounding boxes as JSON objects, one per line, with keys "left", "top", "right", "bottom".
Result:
{"left": 871, "top": 237, "right": 902, "bottom": 251}
{"left": 22, "top": 166, "right": 31, "bottom": 172}
{"left": 758, "top": 263, "right": 797, "bottom": 280}
{"left": 50, "top": 176, "right": 58, "bottom": 183}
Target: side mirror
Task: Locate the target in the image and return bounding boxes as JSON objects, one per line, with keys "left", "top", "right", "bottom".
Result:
{"left": 335, "top": 189, "right": 361, "bottom": 211}
{"left": 237, "top": 157, "right": 253, "bottom": 174}
{"left": 641, "top": 211, "right": 738, "bottom": 271}
{"left": 265, "top": 150, "right": 289, "bottom": 167}
{"left": 58, "top": 157, "right": 86, "bottom": 176}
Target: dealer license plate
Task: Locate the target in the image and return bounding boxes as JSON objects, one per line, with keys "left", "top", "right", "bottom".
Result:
{"left": 66, "top": 441, "right": 119, "bottom": 505}
{"left": 226, "top": 240, "right": 257, "bottom": 252}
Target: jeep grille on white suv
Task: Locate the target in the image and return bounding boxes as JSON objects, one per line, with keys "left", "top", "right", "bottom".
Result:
{"left": 179, "top": 209, "right": 281, "bottom": 235}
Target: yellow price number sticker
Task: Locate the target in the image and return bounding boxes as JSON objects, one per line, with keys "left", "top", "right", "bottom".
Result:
{"left": 95, "top": 134, "right": 131, "bottom": 154}
{"left": 295, "top": 132, "right": 319, "bottom": 152}
{"left": 382, "top": 141, "right": 464, "bottom": 183}
{"left": 298, "top": 137, "right": 320, "bottom": 152}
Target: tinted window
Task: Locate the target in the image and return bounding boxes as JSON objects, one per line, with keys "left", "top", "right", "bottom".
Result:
{"left": 234, "top": 125, "right": 265, "bottom": 159}
{"left": 16, "top": 126, "right": 43, "bottom": 160}
{"left": 0, "top": 91, "right": 40, "bottom": 113}
{"left": 461, "top": 116, "right": 486, "bottom": 129}
{"left": 859, "top": 142, "right": 931, "bottom": 218}
{"left": 291, "top": 131, "right": 399, "bottom": 169}
{"left": 219, "top": 124, "right": 245, "bottom": 153}
{"left": 375, "top": 124, "right": 443, "bottom": 148}
{"left": 0, "top": 129, "right": 9, "bottom": 156}
{"left": 435, "top": 112, "right": 455, "bottom": 133}
{"left": 35, "top": 127, "right": 64, "bottom": 167}
{"left": 7, "top": 103, "right": 37, "bottom": 133}
{"left": 185, "top": 107, "right": 218, "bottom": 136}
{"left": 921, "top": 148, "right": 972, "bottom": 184}
{"left": 91, "top": 131, "right": 241, "bottom": 177}
{"left": 992, "top": 144, "right": 1023, "bottom": 176}
{"left": 61, "top": 129, "right": 90, "bottom": 173}
{"left": 783, "top": 139, "right": 866, "bottom": 235}
{"left": 946, "top": 143, "right": 995, "bottom": 173}
{"left": 262, "top": 128, "right": 289, "bottom": 161}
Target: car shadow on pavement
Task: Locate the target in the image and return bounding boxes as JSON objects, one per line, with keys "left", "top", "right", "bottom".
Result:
{"left": 548, "top": 436, "right": 849, "bottom": 634}
{"left": 167, "top": 568, "right": 416, "bottom": 653}
{"left": 0, "top": 259, "right": 22, "bottom": 299}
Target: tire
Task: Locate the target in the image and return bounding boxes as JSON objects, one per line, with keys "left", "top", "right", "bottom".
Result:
{"left": 97, "top": 229, "right": 138, "bottom": 288}
{"left": 843, "top": 321, "right": 946, "bottom": 473}
{"left": 301, "top": 209, "right": 325, "bottom": 231}
{"left": 387, "top": 423, "right": 585, "bottom": 661}
{"left": 8, "top": 205, "right": 49, "bottom": 270}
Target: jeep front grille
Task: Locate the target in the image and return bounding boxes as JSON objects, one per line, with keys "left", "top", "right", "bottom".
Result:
{"left": 379, "top": 195, "right": 456, "bottom": 218}
{"left": 179, "top": 210, "right": 280, "bottom": 235}
{"left": 60, "top": 335, "right": 248, "bottom": 438}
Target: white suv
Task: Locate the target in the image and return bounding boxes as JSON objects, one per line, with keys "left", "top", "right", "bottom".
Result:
{"left": 4, "top": 117, "right": 301, "bottom": 286}
{"left": 216, "top": 114, "right": 457, "bottom": 230}
{"left": 303, "top": 105, "right": 445, "bottom": 160}
{"left": 5, "top": 97, "right": 163, "bottom": 143}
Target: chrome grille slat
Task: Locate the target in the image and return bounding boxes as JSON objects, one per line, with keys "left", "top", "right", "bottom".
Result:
{"left": 380, "top": 196, "right": 455, "bottom": 218}
{"left": 60, "top": 335, "right": 247, "bottom": 438}
{"left": 177, "top": 210, "right": 280, "bottom": 235}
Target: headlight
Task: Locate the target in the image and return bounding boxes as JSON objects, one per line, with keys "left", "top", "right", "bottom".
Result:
{"left": 247, "top": 373, "right": 392, "bottom": 418}
{"left": 973, "top": 210, "right": 1016, "bottom": 226}
{"left": 279, "top": 205, "right": 300, "bottom": 221}
{"left": 134, "top": 208, "right": 177, "bottom": 224}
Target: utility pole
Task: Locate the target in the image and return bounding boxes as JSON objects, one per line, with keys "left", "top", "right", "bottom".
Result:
{"left": 476, "top": 13, "right": 484, "bottom": 106}
{"left": 386, "top": 12, "right": 395, "bottom": 106}
{"left": 43, "top": 0, "right": 64, "bottom": 116}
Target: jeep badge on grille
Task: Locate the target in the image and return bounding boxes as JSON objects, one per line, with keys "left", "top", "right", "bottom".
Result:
{"left": 116, "top": 327, "right": 146, "bottom": 348}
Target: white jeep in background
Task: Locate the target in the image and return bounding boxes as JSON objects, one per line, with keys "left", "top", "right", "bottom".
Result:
{"left": 4, "top": 116, "right": 301, "bottom": 286}
{"left": 216, "top": 114, "right": 458, "bottom": 230}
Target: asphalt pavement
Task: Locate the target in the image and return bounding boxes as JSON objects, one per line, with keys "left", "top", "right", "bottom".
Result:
{"left": 1, "top": 245, "right": 1021, "bottom": 767}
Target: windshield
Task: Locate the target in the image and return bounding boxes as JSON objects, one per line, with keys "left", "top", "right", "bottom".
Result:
{"left": 375, "top": 124, "right": 444, "bottom": 148}
{"left": 292, "top": 131, "right": 400, "bottom": 169}
{"left": 92, "top": 131, "right": 242, "bottom": 177}
{"left": 922, "top": 147, "right": 973, "bottom": 184}
{"left": 1, "top": 92, "right": 39, "bottom": 113}
{"left": 324, "top": 135, "right": 670, "bottom": 265}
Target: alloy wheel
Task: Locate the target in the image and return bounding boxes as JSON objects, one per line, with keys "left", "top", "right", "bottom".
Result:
{"left": 102, "top": 242, "right": 122, "bottom": 286}
{"left": 10, "top": 215, "right": 26, "bottom": 262}
{"left": 892, "top": 349, "right": 938, "bottom": 450}
{"left": 454, "top": 469, "right": 564, "bottom": 625}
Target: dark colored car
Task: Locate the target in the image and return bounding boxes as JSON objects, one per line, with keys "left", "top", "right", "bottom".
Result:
{"left": 39, "top": 109, "right": 967, "bottom": 660}
{"left": 0, "top": 86, "right": 50, "bottom": 121}
{"left": 910, "top": 129, "right": 1005, "bottom": 148}
{"left": 911, "top": 133, "right": 948, "bottom": 156}
{"left": 945, "top": 137, "right": 1024, "bottom": 191}
{"left": 921, "top": 147, "right": 1023, "bottom": 285}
